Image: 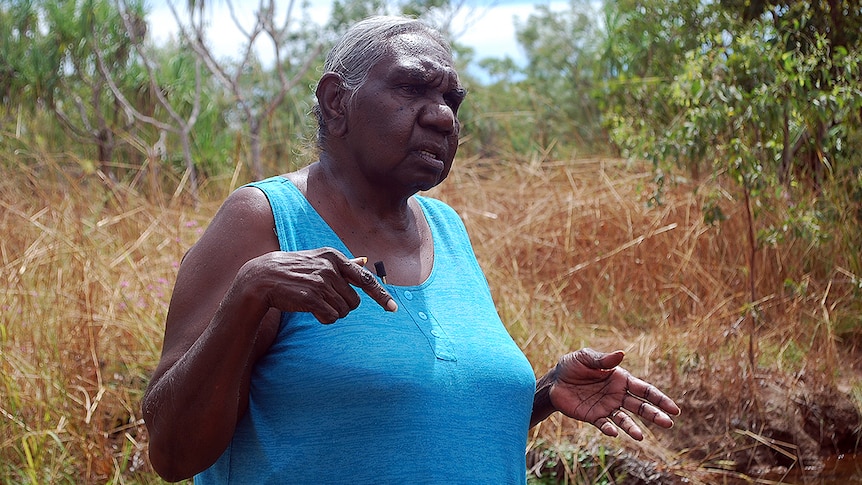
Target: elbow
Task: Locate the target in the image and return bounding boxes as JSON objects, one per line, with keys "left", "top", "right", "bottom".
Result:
{"left": 150, "top": 459, "right": 191, "bottom": 483}
{"left": 147, "top": 428, "right": 218, "bottom": 482}
{"left": 143, "top": 400, "right": 204, "bottom": 482}
{"left": 146, "top": 423, "right": 199, "bottom": 482}
{"left": 144, "top": 402, "right": 229, "bottom": 481}
{"left": 141, "top": 378, "right": 240, "bottom": 480}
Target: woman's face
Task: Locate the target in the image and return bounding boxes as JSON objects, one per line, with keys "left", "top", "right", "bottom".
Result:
{"left": 342, "top": 32, "right": 466, "bottom": 195}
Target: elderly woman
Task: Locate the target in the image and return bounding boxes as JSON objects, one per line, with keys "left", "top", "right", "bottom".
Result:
{"left": 142, "top": 16, "right": 680, "bottom": 483}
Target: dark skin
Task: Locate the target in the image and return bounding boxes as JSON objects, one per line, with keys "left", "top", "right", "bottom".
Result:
{"left": 142, "top": 31, "right": 680, "bottom": 482}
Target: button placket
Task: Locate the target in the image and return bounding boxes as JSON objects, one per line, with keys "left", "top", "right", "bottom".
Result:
{"left": 393, "top": 289, "right": 456, "bottom": 362}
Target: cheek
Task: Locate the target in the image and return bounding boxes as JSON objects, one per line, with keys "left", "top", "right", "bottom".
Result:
{"left": 448, "top": 129, "right": 460, "bottom": 155}
{"left": 386, "top": 106, "right": 416, "bottom": 136}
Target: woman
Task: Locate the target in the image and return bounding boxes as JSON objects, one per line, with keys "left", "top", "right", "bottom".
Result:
{"left": 142, "top": 16, "right": 680, "bottom": 483}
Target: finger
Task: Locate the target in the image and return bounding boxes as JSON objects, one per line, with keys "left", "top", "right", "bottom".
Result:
{"left": 342, "top": 258, "right": 397, "bottom": 312}
{"left": 595, "top": 349, "right": 625, "bottom": 369}
{"left": 626, "top": 376, "right": 681, "bottom": 416}
{"left": 326, "top": 266, "right": 363, "bottom": 315}
{"left": 576, "top": 348, "right": 624, "bottom": 370}
{"left": 594, "top": 416, "right": 620, "bottom": 438}
{"left": 309, "top": 298, "right": 345, "bottom": 325}
{"left": 621, "top": 394, "right": 675, "bottom": 429}
{"left": 610, "top": 409, "right": 644, "bottom": 441}
{"left": 304, "top": 260, "right": 359, "bottom": 321}
{"left": 349, "top": 256, "right": 368, "bottom": 266}
{"left": 325, "top": 279, "right": 360, "bottom": 318}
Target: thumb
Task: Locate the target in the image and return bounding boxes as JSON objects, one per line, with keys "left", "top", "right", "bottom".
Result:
{"left": 578, "top": 348, "right": 625, "bottom": 369}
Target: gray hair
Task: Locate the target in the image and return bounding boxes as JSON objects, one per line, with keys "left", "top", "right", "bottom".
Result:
{"left": 313, "top": 16, "right": 452, "bottom": 146}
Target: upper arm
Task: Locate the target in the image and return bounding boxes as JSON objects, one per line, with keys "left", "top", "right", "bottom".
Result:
{"left": 151, "top": 186, "right": 281, "bottom": 383}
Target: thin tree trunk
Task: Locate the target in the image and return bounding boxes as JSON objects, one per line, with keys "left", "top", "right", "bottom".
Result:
{"left": 743, "top": 185, "right": 757, "bottom": 370}
{"left": 250, "top": 119, "right": 263, "bottom": 180}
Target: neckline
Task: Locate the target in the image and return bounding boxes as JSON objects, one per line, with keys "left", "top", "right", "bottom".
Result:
{"left": 276, "top": 175, "right": 437, "bottom": 289}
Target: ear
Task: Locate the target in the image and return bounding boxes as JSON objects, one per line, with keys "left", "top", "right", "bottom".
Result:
{"left": 315, "top": 73, "right": 350, "bottom": 138}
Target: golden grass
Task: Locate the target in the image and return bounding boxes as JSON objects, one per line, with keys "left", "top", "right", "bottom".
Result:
{"left": 1, "top": 159, "right": 213, "bottom": 483}
{"left": 433, "top": 155, "right": 862, "bottom": 482}
{"left": 1, "top": 151, "right": 860, "bottom": 483}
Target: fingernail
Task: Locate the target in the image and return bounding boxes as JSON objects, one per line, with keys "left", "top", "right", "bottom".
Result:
{"left": 352, "top": 256, "right": 368, "bottom": 266}
{"left": 386, "top": 299, "right": 398, "bottom": 312}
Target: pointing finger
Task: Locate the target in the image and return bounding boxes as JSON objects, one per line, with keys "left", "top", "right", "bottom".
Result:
{"left": 345, "top": 257, "right": 398, "bottom": 312}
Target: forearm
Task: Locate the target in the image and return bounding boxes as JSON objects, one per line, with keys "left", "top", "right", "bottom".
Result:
{"left": 143, "top": 282, "right": 269, "bottom": 481}
{"left": 530, "top": 366, "right": 558, "bottom": 428}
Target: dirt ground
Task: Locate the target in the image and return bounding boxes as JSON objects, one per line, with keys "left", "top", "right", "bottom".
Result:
{"left": 671, "top": 367, "right": 859, "bottom": 479}
{"left": 623, "top": 364, "right": 860, "bottom": 484}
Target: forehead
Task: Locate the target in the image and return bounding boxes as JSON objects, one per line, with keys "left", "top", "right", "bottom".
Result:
{"left": 374, "top": 32, "right": 460, "bottom": 83}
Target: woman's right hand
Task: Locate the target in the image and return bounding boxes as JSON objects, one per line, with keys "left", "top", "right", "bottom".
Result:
{"left": 239, "top": 248, "right": 397, "bottom": 325}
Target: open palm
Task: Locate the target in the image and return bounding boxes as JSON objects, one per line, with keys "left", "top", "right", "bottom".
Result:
{"left": 549, "top": 349, "right": 680, "bottom": 441}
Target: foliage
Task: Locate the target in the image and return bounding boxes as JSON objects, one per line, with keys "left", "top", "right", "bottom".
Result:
{"left": 528, "top": 441, "right": 616, "bottom": 484}
{"left": 1, "top": 1, "right": 52, "bottom": 113}
{"left": 590, "top": 0, "right": 862, "bottom": 367}
{"left": 4, "top": 126, "right": 862, "bottom": 485}
{"left": 0, "top": 159, "right": 197, "bottom": 483}
{"left": 599, "top": 0, "right": 720, "bottom": 177}
{"left": 145, "top": 41, "right": 237, "bottom": 180}
{"left": 612, "top": 1, "right": 862, "bottom": 274}
{"left": 14, "top": 0, "right": 149, "bottom": 171}
{"left": 515, "top": 0, "right": 606, "bottom": 153}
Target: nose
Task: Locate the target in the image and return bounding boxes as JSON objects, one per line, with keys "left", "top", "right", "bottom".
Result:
{"left": 419, "top": 101, "right": 458, "bottom": 136}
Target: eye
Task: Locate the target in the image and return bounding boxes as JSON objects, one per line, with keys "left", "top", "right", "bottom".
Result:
{"left": 399, "top": 84, "right": 428, "bottom": 96}
{"left": 444, "top": 88, "right": 467, "bottom": 112}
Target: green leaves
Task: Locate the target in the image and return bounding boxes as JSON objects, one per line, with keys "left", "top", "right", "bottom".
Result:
{"left": 597, "top": 0, "right": 862, "bottom": 280}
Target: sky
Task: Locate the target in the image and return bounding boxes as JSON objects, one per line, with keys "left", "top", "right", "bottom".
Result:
{"left": 145, "top": 0, "right": 569, "bottom": 77}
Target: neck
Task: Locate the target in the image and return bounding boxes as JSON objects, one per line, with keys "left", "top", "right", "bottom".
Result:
{"left": 309, "top": 155, "right": 415, "bottom": 230}
{"left": 289, "top": 157, "right": 433, "bottom": 286}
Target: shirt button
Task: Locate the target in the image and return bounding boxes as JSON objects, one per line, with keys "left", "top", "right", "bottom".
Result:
{"left": 403, "top": 290, "right": 413, "bottom": 300}
{"left": 418, "top": 311, "right": 428, "bottom": 320}
{"left": 436, "top": 351, "right": 456, "bottom": 361}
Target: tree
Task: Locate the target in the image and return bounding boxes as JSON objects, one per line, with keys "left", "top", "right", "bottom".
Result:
{"left": 1, "top": 1, "right": 44, "bottom": 126}
{"left": 457, "top": 0, "right": 611, "bottom": 159}
{"left": 601, "top": 0, "right": 862, "bottom": 365}
{"left": 514, "top": 0, "right": 606, "bottom": 153}
{"left": 599, "top": 0, "right": 719, "bottom": 178}
{"left": 169, "top": 0, "right": 323, "bottom": 180}
{"left": 727, "top": 0, "right": 862, "bottom": 186}
{"left": 50, "top": 0, "right": 148, "bottom": 177}
{"left": 95, "top": 0, "right": 210, "bottom": 200}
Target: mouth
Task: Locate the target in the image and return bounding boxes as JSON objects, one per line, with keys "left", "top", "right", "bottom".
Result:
{"left": 414, "top": 148, "right": 448, "bottom": 174}
{"left": 410, "top": 148, "right": 450, "bottom": 190}
{"left": 417, "top": 149, "right": 443, "bottom": 164}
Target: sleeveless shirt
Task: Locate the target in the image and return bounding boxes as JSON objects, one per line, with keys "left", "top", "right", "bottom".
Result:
{"left": 196, "top": 176, "right": 537, "bottom": 484}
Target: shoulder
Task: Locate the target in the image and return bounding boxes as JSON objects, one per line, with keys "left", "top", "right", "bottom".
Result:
{"left": 189, "top": 183, "right": 280, "bottom": 259}
{"left": 414, "top": 195, "right": 462, "bottom": 221}
{"left": 212, "top": 184, "right": 276, "bottom": 231}
{"left": 414, "top": 195, "right": 468, "bottom": 233}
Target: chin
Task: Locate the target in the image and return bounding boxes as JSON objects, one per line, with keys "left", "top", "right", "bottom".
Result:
{"left": 419, "top": 173, "right": 449, "bottom": 192}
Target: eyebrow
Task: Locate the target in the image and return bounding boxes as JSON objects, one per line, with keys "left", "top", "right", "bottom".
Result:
{"left": 392, "top": 63, "right": 462, "bottom": 89}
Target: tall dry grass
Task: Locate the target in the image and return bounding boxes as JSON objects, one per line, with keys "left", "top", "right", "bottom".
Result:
{"left": 1, "top": 156, "right": 216, "bottom": 483}
{"left": 432, "top": 154, "right": 862, "bottom": 481}
{"left": 1, "top": 150, "right": 860, "bottom": 483}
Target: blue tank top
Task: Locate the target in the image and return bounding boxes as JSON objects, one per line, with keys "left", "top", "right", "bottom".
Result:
{"left": 196, "top": 176, "right": 537, "bottom": 484}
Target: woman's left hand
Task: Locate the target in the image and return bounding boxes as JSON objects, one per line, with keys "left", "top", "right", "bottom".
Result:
{"left": 548, "top": 348, "right": 680, "bottom": 440}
